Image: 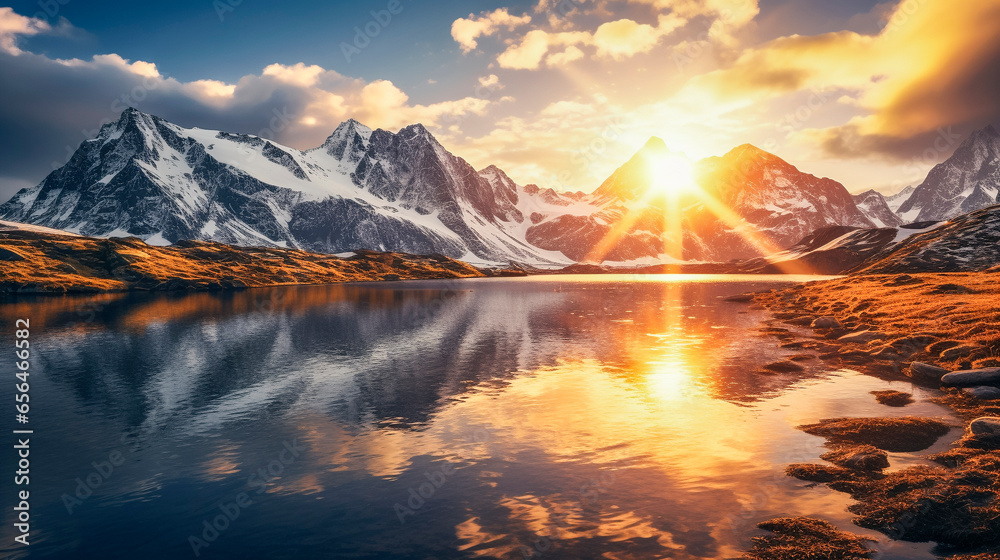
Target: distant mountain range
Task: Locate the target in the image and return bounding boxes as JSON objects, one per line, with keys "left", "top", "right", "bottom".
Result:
{"left": 850, "top": 125, "right": 1000, "bottom": 227}
{"left": 1, "top": 108, "right": 998, "bottom": 266}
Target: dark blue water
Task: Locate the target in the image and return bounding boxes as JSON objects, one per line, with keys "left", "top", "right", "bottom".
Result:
{"left": 0, "top": 276, "right": 955, "bottom": 559}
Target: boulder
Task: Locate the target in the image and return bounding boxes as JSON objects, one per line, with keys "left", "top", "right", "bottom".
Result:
{"left": 941, "top": 368, "right": 1000, "bottom": 387}
{"left": 811, "top": 316, "right": 841, "bottom": 329}
{"left": 907, "top": 362, "right": 949, "bottom": 382}
{"left": 963, "top": 386, "right": 1000, "bottom": 400}
{"left": 970, "top": 417, "right": 1000, "bottom": 440}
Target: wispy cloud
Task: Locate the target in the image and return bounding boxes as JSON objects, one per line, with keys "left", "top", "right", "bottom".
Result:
{"left": 451, "top": 8, "right": 532, "bottom": 53}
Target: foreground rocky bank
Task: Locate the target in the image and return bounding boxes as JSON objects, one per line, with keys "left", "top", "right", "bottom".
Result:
{"left": 0, "top": 229, "right": 519, "bottom": 294}
{"left": 740, "top": 272, "right": 1000, "bottom": 559}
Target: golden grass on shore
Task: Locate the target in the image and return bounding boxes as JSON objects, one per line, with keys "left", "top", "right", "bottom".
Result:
{"left": 746, "top": 272, "right": 1000, "bottom": 559}
{"left": 754, "top": 273, "right": 1000, "bottom": 373}
{"left": 0, "top": 231, "right": 497, "bottom": 293}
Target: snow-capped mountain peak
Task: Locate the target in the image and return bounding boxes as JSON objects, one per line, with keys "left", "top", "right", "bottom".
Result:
{"left": 853, "top": 189, "right": 903, "bottom": 228}
{"left": 884, "top": 185, "right": 916, "bottom": 214}
{"left": 895, "top": 125, "right": 1000, "bottom": 222}
{"left": 315, "top": 118, "right": 373, "bottom": 164}
{"left": 0, "top": 108, "right": 561, "bottom": 263}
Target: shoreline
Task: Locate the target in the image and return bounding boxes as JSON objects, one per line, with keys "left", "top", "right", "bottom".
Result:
{"left": 0, "top": 230, "right": 520, "bottom": 295}
{"left": 742, "top": 272, "right": 1000, "bottom": 559}
{"left": 5, "top": 229, "right": 998, "bottom": 556}
{"left": 0, "top": 229, "right": 844, "bottom": 297}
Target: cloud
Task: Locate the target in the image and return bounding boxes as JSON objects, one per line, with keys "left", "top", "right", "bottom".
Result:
{"left": 665, "top": 0, "right": 1000, "bottom": 160}
{"left": 183, "top": 80, "right": 238, "bottom": 102}
{"left": 473, "top": 0, "right": 758, "bottom": 69}
{"left": 495, "top": 15, "right": 683, "bottom": 70}
{"left": 545, "top": 45, "right": 585, "bottom": 65}
{"left": 451, "top": 8, "right": 532, "bottom": 53}
{"left": 478, "top": 74, "right": 501, "bottom": 88}
{"left": 593, "top": 14, "right": 685, "bottom": 59}
{"left": 88, "top": 53, "right": 161, "bottom": 78}
{"left": 497, "top": 29, "right": 587, "bottom": 69}
{"left": 261, "top": 62, "right": 325, "bottom": 88}
{"left": 0, "top": 7, "right": 73, "bottom": 55}
{"left": 0, "top": 9, "right": 501, "bottom": 200}
{"left": 629, "top": 0, "right": 759, "bottom": 44}
{"left": 469, "top": 0, "right": 751, "bottom": 71}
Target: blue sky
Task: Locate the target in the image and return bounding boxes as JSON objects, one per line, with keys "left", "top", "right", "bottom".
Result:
{"left": 10, "top": 1, "right": 514, "bottom": 90}
{"left": 1, "top": 1, "right": 999, "bottom": 201}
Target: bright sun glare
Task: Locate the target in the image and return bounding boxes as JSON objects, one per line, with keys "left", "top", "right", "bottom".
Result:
{"left": 647, "top": 154, "right": 697, "bottom": 196}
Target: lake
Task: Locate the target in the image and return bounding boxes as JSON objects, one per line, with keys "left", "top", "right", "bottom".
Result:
{"left": 0, "top": 275, "right": 959, "bottom": 559}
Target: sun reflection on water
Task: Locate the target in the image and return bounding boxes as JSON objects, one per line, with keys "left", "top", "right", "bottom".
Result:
{"left": 18, "top": 277, "right": 930, "bottom": 559}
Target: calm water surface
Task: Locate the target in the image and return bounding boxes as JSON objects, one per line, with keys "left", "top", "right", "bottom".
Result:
{"left": 0, "top": 275, "right": 959, "bottom": 559}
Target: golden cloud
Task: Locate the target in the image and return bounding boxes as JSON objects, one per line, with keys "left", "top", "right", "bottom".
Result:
{"left": 496, "top": 15, "right": 684, "bottom": 69}
{"left": 669, "top": 0, "right": 1000, "bottom": 159}
{"left": 451, "top": 8, "right": 532, "bottom": 53}
{"left": 0, "top": 8, "right": 52, "bottom": 55}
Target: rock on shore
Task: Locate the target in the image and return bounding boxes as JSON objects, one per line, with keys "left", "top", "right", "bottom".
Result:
{"left": 942, "top": 368, "right": 1000, "bottom": 387}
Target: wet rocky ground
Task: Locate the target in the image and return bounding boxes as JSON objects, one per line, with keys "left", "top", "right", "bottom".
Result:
{"left": 736, "top": 272, "right": 1000, "bottom": 559}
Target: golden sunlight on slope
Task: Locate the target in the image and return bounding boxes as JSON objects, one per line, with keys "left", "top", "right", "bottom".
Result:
{"left": 584, "top": 150, "right": 785, "bottom": 266}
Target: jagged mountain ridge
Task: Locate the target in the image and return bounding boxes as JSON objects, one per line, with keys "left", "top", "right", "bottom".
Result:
{"left": 526, "top": 141, "right": 876, "bottom": 262}
{"left": 735, "top": 221, "right": 942, "bottom": 274}
{"left": 1, "top": 108, "right": 885, "bottom": 264}
{"left": 0, "top": 108, "right": 572, "bottom": 264}
{"left": 896, "top": 125, "right": 1000, "bottom": 222}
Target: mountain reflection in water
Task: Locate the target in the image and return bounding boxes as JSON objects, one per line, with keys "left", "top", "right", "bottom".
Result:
{"left": 0, "top": 276, "right": 949, "bottom": 560}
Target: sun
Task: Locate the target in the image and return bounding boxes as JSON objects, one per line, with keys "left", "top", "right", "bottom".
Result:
{"left": 646, "top": 153, "right": 697, "bottom": 196}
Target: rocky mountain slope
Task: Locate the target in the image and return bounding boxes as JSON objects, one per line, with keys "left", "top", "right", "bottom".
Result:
{"left": 0, "top": 109, "right": 570, "bottom": 265}
{"left": 527, "top": 140, "right": 875, "bottom": 263}
{"left": 735, "top": 221, "right": 941, "bottom": 274}
{"left": 854, "top": 204, "right": 1000, "bottom": 273}
{"left": 0, "top": 108, "right": 891, "bottom": 265}
{"left": 896, "top": 126, "right": 1000, "bottom": 222}
{"left": 853, "top": 190, "right": 904, "bottom": 228}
